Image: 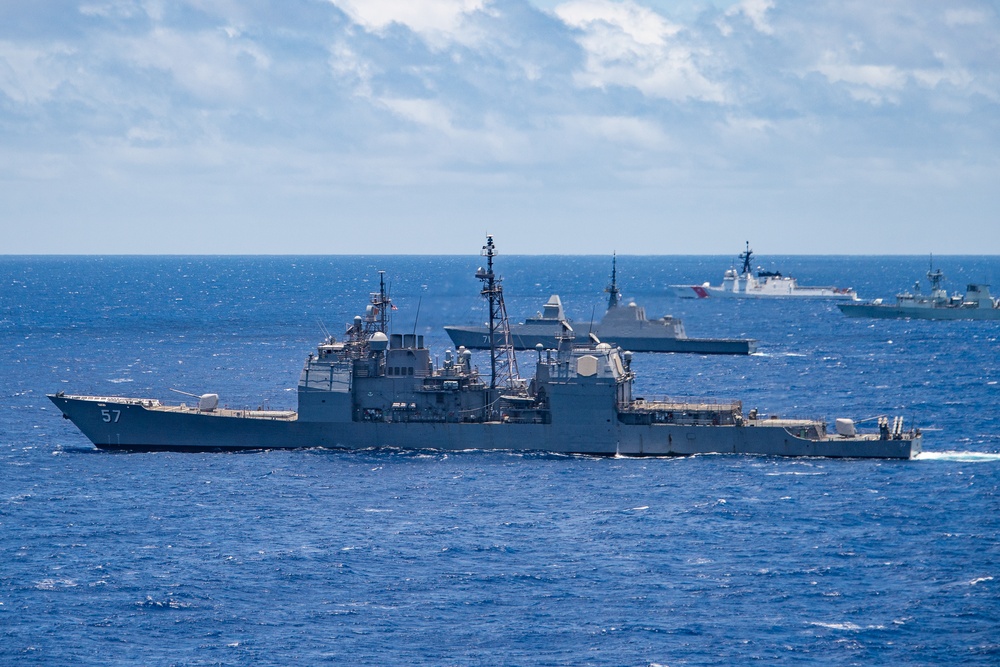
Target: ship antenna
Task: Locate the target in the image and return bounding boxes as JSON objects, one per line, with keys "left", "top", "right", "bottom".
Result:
{"left": 475, "top": 234, "right": 519, "bottom": 391}
{"left": 605, "top": 253, "right": 621, "bottom": 309}
{"left": 411, "top": 295, "right": 422, "bottom": 335}
{"left": 317, "top": 319, "right": 332, "bottom": 341}
{"left": 379, "top": 272, "right": 390, "bottom": 334}
{"left": 926, "top": 254, "right": 944, "bottom": 290}
{"left": 739, "top": 241, "right": 753, "bottom": 275}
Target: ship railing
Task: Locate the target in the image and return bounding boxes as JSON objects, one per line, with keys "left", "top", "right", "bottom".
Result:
{"left": 623, "top": 396, "right": 742, "bottom": 413}
{"left": 154, "top": 404, "right": 297, "bottom": 420}
{"left": 223, "top": 409, "right": 297, "bottom": 420}
{"left": 620, "top": 397, "right": 742, "bottom": 426}
{"left": 78, "top": 395, "right": 162, "bottom": 407}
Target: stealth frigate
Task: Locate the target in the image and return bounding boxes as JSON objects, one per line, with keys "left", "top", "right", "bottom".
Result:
{"left": 445, "top": 257, "right": 756, "bottom": 354}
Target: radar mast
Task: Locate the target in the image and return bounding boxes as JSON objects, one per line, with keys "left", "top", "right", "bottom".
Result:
{"left": 605, "top": 253, "right": 621, "bottom": 309}
{"left": 340, "top": 270, "right": 393, "bottom": 351}
{"left": 362, "top": 271, "right": 392, "bottom": 339}
{"left": 926, "top": 255, "right": 945, "bottom": 292}
{"left": 739, "top": 241, "right": 754, "bottom": 276}
{"left": 475, "top": 235, "right": 519, "bottom": 391}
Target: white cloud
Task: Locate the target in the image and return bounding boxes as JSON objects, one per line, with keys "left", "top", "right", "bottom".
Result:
{"left": 911, "top": 64, "right": 973, "bottom": 90}
{"left": 122, "top": 27, "right": 270, "bottom": 102}
{"left": 0, "top": 42, "right": 74, "bottom": 105}
{"left": 554, "top": 0, "right": 725, "bottom": 102}
{"left": 813, "top": 49, "right": 977, "bottom": 105}
{"left": 79, "top": 1, "right": 145, "bottom": 19}
{"left": 379, "top": 96, "right": 455, "bottom": 131}
{"left": 329, "top": 40, "right": 376, "bottom": 98}
{"left": 721, "top": 0, "right": 775, "bottom": 36}
{"left": 816, "top": 53, "right": 906, "bottom": 90}
{"left": 375, "top": 96, "right": 530, "bottom": 163}
{"left": 330, "top": 0, "right": 486, "bottom": 44}
{"left": 556, "top": 0, "right": 679, "bottom": 45}
{"left": 719, "top": 114, "right": 773, "bottom": 138}
{"left": 813, "top": 50, "right": 906, "bottom": 104}
{"left": 944, "top": 8, "right": 989, "bottom": 27}
{"left": 559, "top": 114, "right": 670, "bottom": 151}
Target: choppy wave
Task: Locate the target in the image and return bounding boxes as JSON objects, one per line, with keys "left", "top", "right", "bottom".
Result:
{"left": 808, "top": 621, "right": 886, "bottom": 631}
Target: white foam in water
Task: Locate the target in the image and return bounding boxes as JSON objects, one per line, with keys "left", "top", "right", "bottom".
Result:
{"left": 915, "top": 451, "right": 1000, "bottom": 462}
{"left": 809, "top": 621, "right": 862, "bottom": 631}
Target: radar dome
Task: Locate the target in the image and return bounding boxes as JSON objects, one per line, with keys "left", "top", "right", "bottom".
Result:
{"left": 370, "top": 331, "right": 389, "bottom": 352}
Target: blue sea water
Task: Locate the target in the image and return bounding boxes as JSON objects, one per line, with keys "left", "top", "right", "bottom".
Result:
{"left": 2, "top": 254, "right": 999, "bottom": 666}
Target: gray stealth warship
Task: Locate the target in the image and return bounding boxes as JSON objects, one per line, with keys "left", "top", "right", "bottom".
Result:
{"left": 50, "top": 236, "right": 920, "bottom": 458}
{"left": 445, "top": 257, "right": 756, "bottom": 354}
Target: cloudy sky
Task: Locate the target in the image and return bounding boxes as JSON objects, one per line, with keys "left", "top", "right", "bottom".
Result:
{"left": 2, "top": 0, "right": 997, "bottom": 254}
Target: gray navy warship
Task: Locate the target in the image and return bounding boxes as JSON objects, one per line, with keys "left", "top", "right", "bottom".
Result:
{"left": 445, "top": 257, "right": 756, "bottom": 354}
{"left": 839, "top": 264, "right": 1000, "bottom": 320}
{"left": 50, "top": 236, "right": 920, "bottom": 458}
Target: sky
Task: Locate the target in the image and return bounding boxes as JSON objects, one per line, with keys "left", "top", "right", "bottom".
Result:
{"left": 1, "top": 0, "right": 998, "bottom": 255}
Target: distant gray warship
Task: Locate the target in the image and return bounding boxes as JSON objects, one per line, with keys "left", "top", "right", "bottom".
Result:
{"left": 445, "top": 257, "right": 756, "bottom": 355}
{"left": 50, "top": 236, "right": 919, "bottom": 458}
{"left": 839, "top": 263, "right": 1000, "bottom": 320}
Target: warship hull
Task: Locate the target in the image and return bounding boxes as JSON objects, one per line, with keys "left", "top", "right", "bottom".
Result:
{"left": 48, "top": 237, "right": 920, "bottom": 461}
{"left": 49, "top": 394, "right": 918, "bottom": 459}
{"left": 673, "top": 284, "right": 858, "bottom": 300}
{"left": 444, "top": 327, "right": 755, "bottom": 355}
{"left": 839, "top": 303, "right": 1000, "bottom": 320}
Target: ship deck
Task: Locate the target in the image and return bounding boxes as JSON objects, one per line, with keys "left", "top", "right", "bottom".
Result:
{"left": 151, "top": 405, "right": 298, "bottom": 420}
{"left": 62, "top": 394, "right": 298, "bottom": 421}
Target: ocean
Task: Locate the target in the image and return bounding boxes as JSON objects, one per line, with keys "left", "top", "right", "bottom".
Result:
{"left": 2, "top": 254, "right": 998, "bottom": 665}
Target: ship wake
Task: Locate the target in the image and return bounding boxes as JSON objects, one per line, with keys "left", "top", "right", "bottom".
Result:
{"left": 915, "top": 451, "right": 1000, "bottom": 462}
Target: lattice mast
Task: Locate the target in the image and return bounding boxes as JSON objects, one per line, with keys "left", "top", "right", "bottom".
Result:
{"left": 362, "top": 271, "right": 392, "bottom": 338}
{"left": 475, "top": 235, "right": 519, "bottom": 390}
